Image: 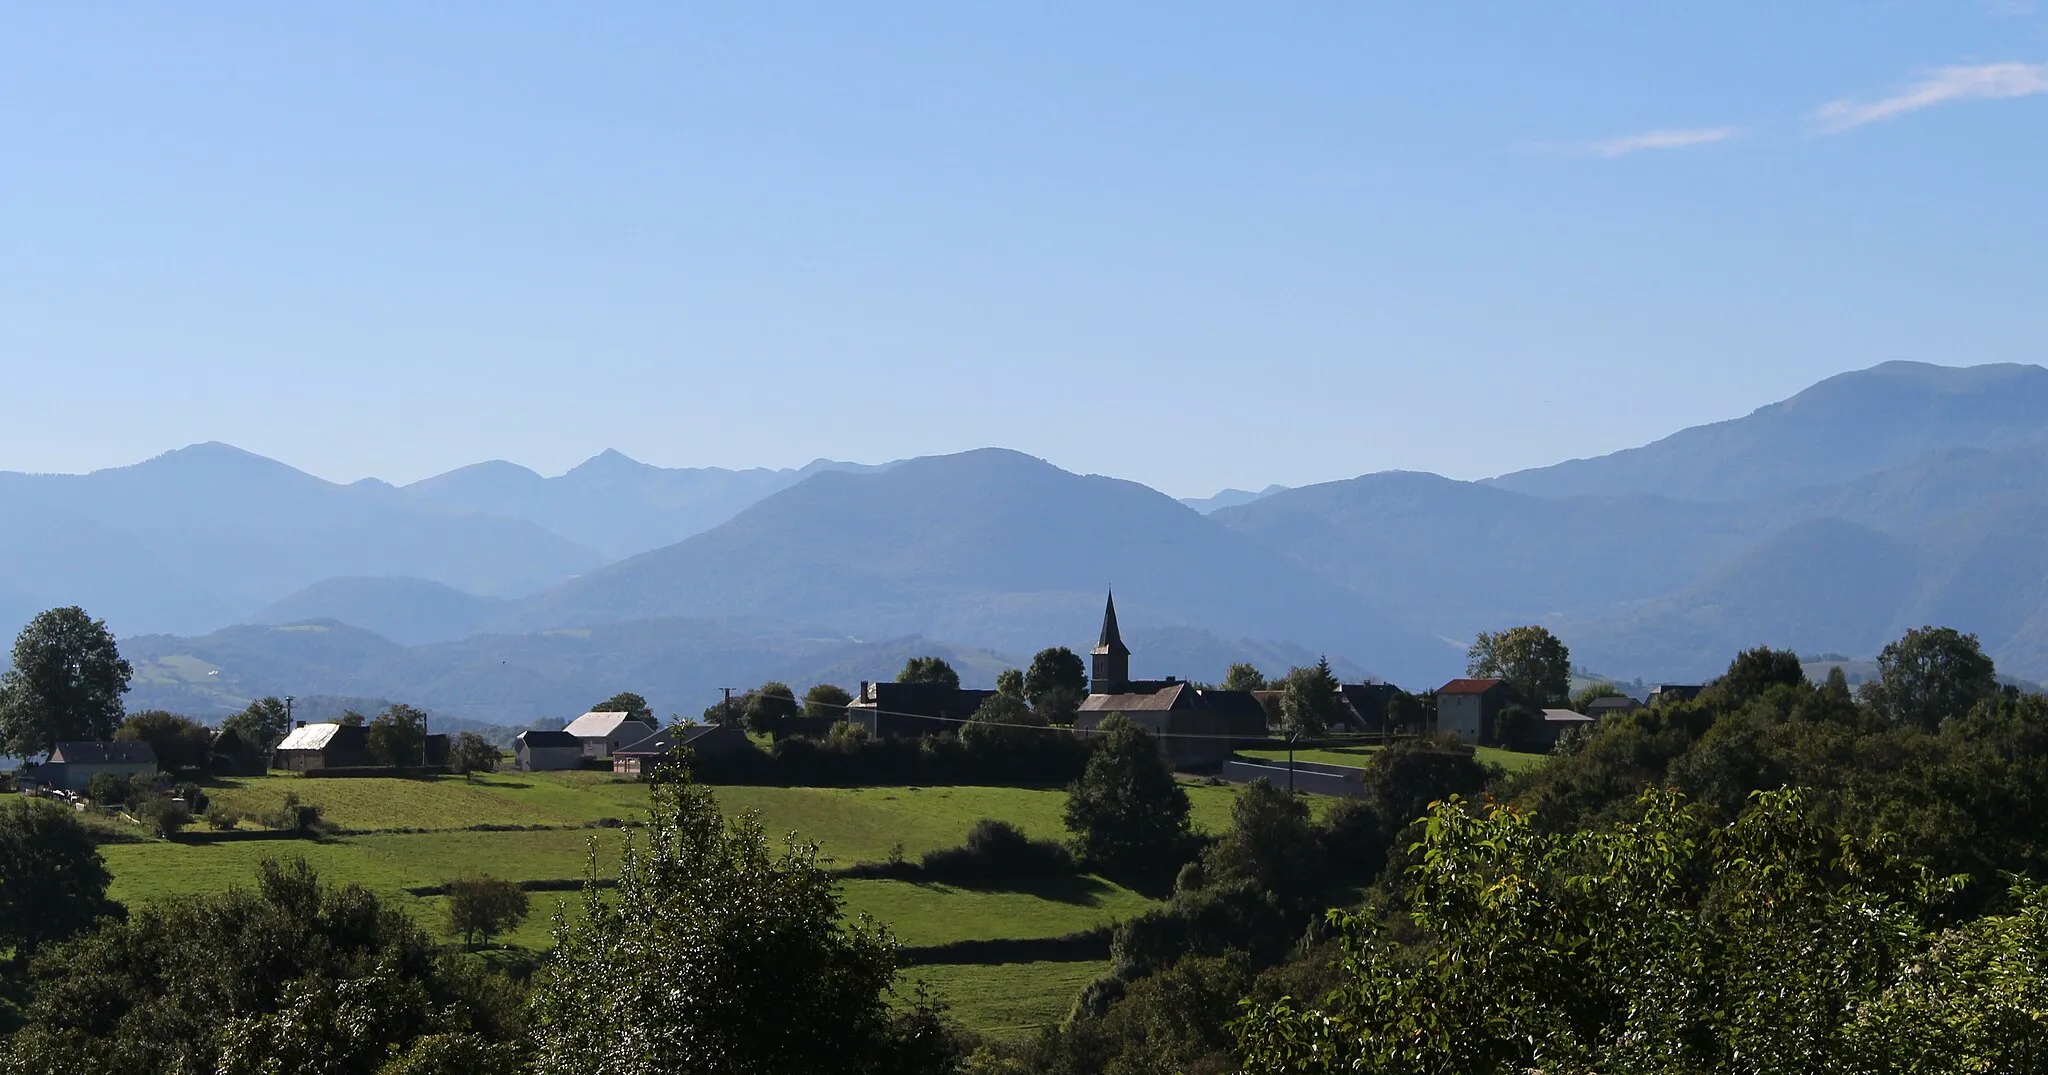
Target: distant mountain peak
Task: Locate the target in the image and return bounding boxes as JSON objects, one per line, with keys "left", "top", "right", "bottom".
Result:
{"left": 566, "top": 448, "right": 653, "bottom": 477}
{"left": 1489, "top": 361, "right": 2048, "bottom": 502}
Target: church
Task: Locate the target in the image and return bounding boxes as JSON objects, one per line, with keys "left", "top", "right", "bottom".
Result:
{"left": 1072, "top": 592, "right": 1262, "bottom": 770}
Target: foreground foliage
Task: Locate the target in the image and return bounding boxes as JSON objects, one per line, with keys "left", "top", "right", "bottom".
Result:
{"left": 1236, "top": 789, "right": 2048, "bottom": 1074}
{"left": 527, "top": 773, "right": 955, "bottom": 1075}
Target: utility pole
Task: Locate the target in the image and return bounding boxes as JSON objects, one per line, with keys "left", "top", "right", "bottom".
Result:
{"left": 285, "top": 695, "right": 295, "bottom": 727}
{"left": 720, "top": 688, "right": 739, "bottom": 727}
{"left": 1287, "top": 728, "right": 1298, "bottom": 794}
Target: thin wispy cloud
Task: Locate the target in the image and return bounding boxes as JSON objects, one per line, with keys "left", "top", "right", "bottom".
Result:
{"left": 1585, "top": 126, "right": 1743, "bottom": 157}
{"left": 1818, "top": 61, "right": 2048, "bottom": 131}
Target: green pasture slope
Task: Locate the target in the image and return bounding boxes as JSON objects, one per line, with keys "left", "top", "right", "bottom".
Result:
{"left": 98, "top": 772, "right": 1254, "bottom": 1037}
{"left": 1236, "top": 742, "right": 1553, "bottom": 774}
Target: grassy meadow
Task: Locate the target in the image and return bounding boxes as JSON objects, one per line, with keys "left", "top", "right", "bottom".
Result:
{"left": 1236, "top": 741, "right": 1553, "bottom": 774}
{"left": 96, "top": 772, "right": 1268, "bottom": 1037}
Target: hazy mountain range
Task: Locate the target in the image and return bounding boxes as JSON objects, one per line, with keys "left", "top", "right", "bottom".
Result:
{"left": 8, "top": 359, "right": 2048, "bottom": 723}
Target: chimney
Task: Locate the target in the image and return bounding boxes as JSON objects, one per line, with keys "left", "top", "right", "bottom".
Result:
{"left": 294, "top": 720, "right": 307, "bottom": 729}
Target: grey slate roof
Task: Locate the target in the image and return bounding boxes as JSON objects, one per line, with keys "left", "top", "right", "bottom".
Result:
{"left": 50, "top": 741, "right": 157, "bottom": 765}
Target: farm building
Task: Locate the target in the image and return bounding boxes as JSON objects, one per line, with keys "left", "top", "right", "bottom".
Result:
{"left": 1539, "top": 708, "right": 1596, "bottom": 747}
{"left": 514, "top": 730, "right": 584, "bottom": 771}
{"left": 1584, "top": 695, "right": 1643, "bottom": 718}
{"left": 1435, "top": 678, "right": 1520, "bottom": 746}
{"left": 272, "top": 722, "right": 374, "bottom": 772}
{"left": 845, "top": 682, "right": 998, "bottom": 738}
{"left": 41, "top": 741, "right": 157, "bottom": 792}
{"left": 563, "top": 711, "right": 660, "bottom": 759}
{"left": 611, "top": 723, "right": 755, "bottom": 776}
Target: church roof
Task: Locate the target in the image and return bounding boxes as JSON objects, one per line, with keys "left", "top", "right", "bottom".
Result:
{"left": 1092, "top": 591, "right": 1131, "bottom": 657}
{"left": 1080, "top": 681, "right": 1198, "bottom": 712}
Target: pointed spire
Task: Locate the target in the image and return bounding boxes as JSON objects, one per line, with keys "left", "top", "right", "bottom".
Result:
{"left": 1094, "top": 590, "right": 1130, "bottom": 657}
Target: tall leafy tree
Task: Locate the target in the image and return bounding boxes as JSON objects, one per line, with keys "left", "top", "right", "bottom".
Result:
{"left": 219, "top": 696, "right": 292, "bottom": 749}
{"left": 1064, "top": 714, "right": 1193, "bottom": 879}
{"left": 448, "top": 731, "right": 498, "bottom": 777}
{"left": 959, "top": 691, "right": 1046, "bottom": 751}
{"left": 0, "top": 606, "right": 133, "bottom": 757}
{"left": 897, "top": 656, "right": 960, "bottom": 689}
{"left": 1466, "top": 625, "right": 1572, "bottom": 707}
{"left": 803, "top": 683, "right": 853, "bottom": 722}
{"left": 366, "top": 703, "right": 429, "bottom": 768}
{"left": 113, "top": 710, "right": 212, "bottom": 772}
{"left": 591, "top": 691, "right": 654, "bottom": 724}
{"left": 528, "top": 776, "right": 947, "bottom": 1074}
{"left": 746, "top": 681, "right": 802, "bottom": 738}
{"left": 1025, "top": 647, "right": 1088, "bottom": 702}
{"left": 1220, "top": 662, "right": 1268, "bottom": 692}
{"left": 1860, "top": 626, "right": 2000, "bottom": 732}
{"left": 0, "top": 798, "right": 119, "bottom": 964}
{"left": 1279, "top": 658, "right": 1341, "bottom": 738}
{"left": 1713, "top": 646, "right": 1808, "bottom": 706}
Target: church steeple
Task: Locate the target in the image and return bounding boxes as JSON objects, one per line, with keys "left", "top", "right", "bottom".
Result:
{"left": 1090, "top": 590, "right": 1131, "bottom": 694}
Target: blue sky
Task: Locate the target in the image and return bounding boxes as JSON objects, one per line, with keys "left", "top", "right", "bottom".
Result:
{"left": 3, "top": 4, "right": 2044, "bottom": 496}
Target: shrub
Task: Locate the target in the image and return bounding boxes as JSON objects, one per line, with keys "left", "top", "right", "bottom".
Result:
{"left": 86, "top": 770, "right": 130, "bottom": 805}
{"left": 919, "top": 819, "right": 1073, "bottom": 881}
{"left": 204, "top": 806, "right": 242, "bottom": 832}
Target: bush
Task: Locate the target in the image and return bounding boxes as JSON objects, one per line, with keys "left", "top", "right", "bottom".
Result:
{"left": 204, "top": 806, "right": 242, "bottom": 831}
{"left": 919, "top": 819, "right": 1073, "bottom": 881}
{"left": 86, "top": 770, "right": 130, "bottom": 806}
{"left": 137, "top": 794, "right": 192, "bottom": 838}
{"left": 262, "top": 792, "right": 329, "bottom": 836}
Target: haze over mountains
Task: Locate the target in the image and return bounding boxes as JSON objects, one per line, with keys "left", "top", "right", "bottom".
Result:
{"left": 8, "top": 360, "right": 2048, "bottom": 722}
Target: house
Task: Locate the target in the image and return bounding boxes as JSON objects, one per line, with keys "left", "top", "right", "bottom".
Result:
{"left": 611, "top": 723, "right": 756, "bottom": 777}
{"left": 514, "top": 730, "right": 584, "bottom": 772}
{"left": 1337, "top": 682, "right": 1403, "bottom": 734}
{"left": 1073, "top": 593, "right": 1236, "bottom": 770}
{"left": 562, "top": 711, "right": 661, "bottom": 759}
{"left": 41, "top": 741, "right": 157, "bottom": 792}
{"left": 1584, "top": 695, "right": 1643, "bottom": 718}
{"left": 1435, "top": 678, "right": 1522, "bottom": 746}
{"left": 1192, "top": 689, "right": 1272, "bottom": 738}
{"left": 272, "top": 722, "right": 374, "bottom": 772}
{"left": 1539, "top": 708, "right": 1596, "bottom": 748}
{"left": 845, "top": 682, "right": 998, "bottom": 739}
{"left": 1648, "top": 684, "right": 1704, "bottom": 705}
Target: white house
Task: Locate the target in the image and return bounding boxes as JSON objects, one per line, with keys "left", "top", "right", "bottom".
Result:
{"left": 562, "top": 711, "right": 660, "bottom": 760}
{"left": 515, "top": 729, "right": 585, "bottom": 772}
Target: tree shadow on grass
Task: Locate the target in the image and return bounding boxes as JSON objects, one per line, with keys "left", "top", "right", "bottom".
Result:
{"left": 912, "top": 872, "right": 1125, "bottom": 906}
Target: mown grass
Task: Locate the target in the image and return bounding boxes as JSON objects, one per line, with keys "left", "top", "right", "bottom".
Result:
{"left": 99, "top": 774, "right": 1273, "bottom": 1036}
{"left": 1236, "top": 743, "right": 1552, "bottom": 774}
{"left": 905, "top": 960, "right": 1109, "bottom": 1039}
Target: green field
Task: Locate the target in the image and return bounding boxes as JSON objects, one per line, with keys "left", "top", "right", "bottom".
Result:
{"left": 1236, "top": 742, "right": 1552, "bottom": 774}
{"left": 96, "top": 773, "right": 1261, "bottom": 1037}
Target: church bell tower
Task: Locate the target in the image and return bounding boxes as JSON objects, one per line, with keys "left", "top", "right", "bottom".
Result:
{"left": 1090, "top": 590, "right": 1131, "bottom": 695}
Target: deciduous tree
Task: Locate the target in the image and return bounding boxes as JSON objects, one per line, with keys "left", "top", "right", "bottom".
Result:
{"left": 746, "top": 681, "right": 802, "bottom": 738}
{"left": 367, "top": 703, "right": 429, "bottom": 769}
{"left": 1064, "top": 714, "right": 1193, "bottom": 880}
{"left": 0, "top": 797, "right": 118, "bottom": 963}
{"left": 443, "top": 875, "right": 529, "bottom": 950}
{"left": 1466, "top": 625, "right": 1572, "bottom": 707}
{"left": 1860, "top": 626, "right": 2000, "bottom": 732}
{"left": 528, "top": 775, "right": 947, "bottom": 1074}
{"left": 448, "top": 731, "right": 498, "bottom": 777}
{"left": 803, "top": 683, "right": 853, "bottom": 722}
{"left": 0, "top": 606, "right": 133, "bottom": 758}
{"left": 1278, "top": 658, "right": 1340, "bottom": 738}
{"left": 1220, "top": 663, "right": 1268, "bottom": 693}
{"left": 114, "top": 710, "right": 211, "bottom": 772}
{"left": 219, "top": 696, "right": 292, "bottom": 750}
{"left": 897, "top": 656, "right": 961, "bottom": 689}
{"left": 592, "top": 691, "right": 654, "bottom": 724}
